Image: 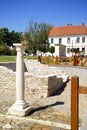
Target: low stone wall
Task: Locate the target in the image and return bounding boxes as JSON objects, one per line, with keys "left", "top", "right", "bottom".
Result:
{"left": 0, "top": 60, "right": 69, "bottom": 98}
{"left": 24, "top": 59, "right": 69, "bottom": 97}
{"left": 24, "top": 59, "right": 69, "bottom": 82}
{"left": 26, "top": 75, "right": 64, "bottom": 98}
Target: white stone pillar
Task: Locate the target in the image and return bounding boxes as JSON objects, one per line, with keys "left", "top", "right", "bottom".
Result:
{"left": 7, "top": 43, "right": 32, "bottom": 116}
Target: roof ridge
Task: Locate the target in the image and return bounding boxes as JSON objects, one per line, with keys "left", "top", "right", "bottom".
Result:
{"left": 52, "top": 24, "right": 86, "bottom": 28}
{"left": 49, "top": 24, "right": 87, "bottom": 36}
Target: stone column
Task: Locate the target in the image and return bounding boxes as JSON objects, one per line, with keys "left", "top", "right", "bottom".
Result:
{"left": 7, "top": 43, "right": 32, "bottom": 116}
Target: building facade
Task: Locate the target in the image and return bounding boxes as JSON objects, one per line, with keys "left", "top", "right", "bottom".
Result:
{"left": 48, "top": 24, "right": 87, "bottom": 57}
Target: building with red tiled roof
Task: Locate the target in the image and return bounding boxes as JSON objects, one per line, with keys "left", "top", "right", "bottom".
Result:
{"left": 48, "top": 24, "right": 87, "bottom": 57}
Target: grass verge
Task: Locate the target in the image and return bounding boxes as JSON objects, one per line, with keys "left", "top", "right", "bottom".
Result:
{"left": 0, "top": 56, "right": 37, "bottom": 62}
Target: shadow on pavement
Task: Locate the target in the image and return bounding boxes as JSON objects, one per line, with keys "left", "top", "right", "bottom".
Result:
{"left": 29, "top": 101, "right": 64, "bottom": 115}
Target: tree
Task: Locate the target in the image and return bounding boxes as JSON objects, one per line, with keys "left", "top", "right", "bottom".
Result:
{"left": 0, "top": 44, "right": 11, "bottom": 55}
{"left": 0, "top": 27, "right": 22, "bottom": 47}
{"left": 23, "top": 20, "right": 51, "bottom": 55}
{"left": 8, "top": 31, "right": 22, "bottom": 46}
{"left": 70, "top": 48, "right": 80, "bottom": 53}
{"left": 0, "top": 27, "right": 9, "bottom": 45}
{"left": 47, "top": 46, "right": 55, "bottom": 55}
{"left": 0, "top": 27, "right": 22, "bottom": 55}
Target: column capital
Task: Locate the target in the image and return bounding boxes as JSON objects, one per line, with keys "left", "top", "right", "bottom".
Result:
{"left": 13, "top": 43, "right": 23, "bottom": 52}
{"left": 13, "top": 43, "right": 26, "bottom": 47}
{"left": 13, "top": 43, "right": 22, "bottom": 47}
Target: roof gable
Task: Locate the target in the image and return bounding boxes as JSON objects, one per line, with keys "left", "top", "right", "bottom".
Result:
{"left": 49, "top": 24, "right": 87, "bottom": 36}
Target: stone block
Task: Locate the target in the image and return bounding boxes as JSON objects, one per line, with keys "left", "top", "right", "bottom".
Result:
{"left": 28, "top": 75, "right": 64, "bottom": 98}
{"left": 48, "top": 76, "right": 63, "bottom": 96}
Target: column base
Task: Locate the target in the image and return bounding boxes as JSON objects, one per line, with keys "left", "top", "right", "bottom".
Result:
{"left": 7, "top": 101, "right": 33, "bottom": 117}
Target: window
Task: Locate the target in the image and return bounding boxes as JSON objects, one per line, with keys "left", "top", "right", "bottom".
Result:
{"left": 77, "top": 48, "right": 79, "bottom": 52}
{"left": 59, "top": 38, "right": 62, "bottom": 43}
{"left": 67, "top": 37, "right": 70, "bottom": 43}
{"left": 77, "top": 37, "right": 80, "bottom": 43}
{"left": 82, "top": 37, "right": 85, "bottom": 43}
{"left": 51, "top": 38, "right": 53, "bottom": 43}
{"left": 82, "top": 48, "right": 85, "bottom": 52}
{"left": 67, "top": 48, "right": 70, "bottom": 53}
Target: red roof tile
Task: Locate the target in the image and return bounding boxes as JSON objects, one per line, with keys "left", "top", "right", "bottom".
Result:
{"left": 49, "top": 24, "right": 87, "bottom": 36}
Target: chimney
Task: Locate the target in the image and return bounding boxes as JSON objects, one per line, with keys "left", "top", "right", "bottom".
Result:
{"left": 67, "top": 24, "right": 72, "bottom": 26}
{"left": 81, "top": 23, "right": 84, "bottom": 26}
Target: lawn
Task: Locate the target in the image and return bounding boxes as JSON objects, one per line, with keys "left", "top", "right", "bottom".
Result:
{"left": 0, "top": 56, "right": 37, "bottom": 62}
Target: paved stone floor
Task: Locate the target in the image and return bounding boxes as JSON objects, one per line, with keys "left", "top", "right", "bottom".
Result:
{"left": 0, "top": 88, "right": 71, "bottom": 130}
{"left": 0, "top": 113, "right": 70, "bottom": 130}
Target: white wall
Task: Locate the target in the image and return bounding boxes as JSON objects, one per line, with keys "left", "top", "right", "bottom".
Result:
{"left": 49, "top": 34, "right": 87, "bottom": 57}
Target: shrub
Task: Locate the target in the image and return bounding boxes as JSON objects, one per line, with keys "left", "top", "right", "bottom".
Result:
{"left": 11, "top": 48, "right": 16, "bottom": 55}
{"left": 0, "top": 44, "right": 11, "bottom": 55}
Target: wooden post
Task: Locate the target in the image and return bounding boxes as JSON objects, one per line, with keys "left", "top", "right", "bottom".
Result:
{"left": 71, "top": 76, "right": 79, "bottom": 130}
{"left": 37, "top": 56, "right": 41, "bottom": 62}
{"left": 73, "top": 56, "right": 76, "bottom": 66}
{"left": 73, "top": 56, "right": 78, "bottom": 66}
{"left": 55, "top": 56, "right": 58, "bottom": 64}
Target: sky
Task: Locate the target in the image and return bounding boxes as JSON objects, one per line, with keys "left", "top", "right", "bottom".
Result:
{"left": 0, "top": 0, "right": 87, "bottom": 32}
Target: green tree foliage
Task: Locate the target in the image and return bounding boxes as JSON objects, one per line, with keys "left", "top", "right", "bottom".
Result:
{"left": 70, "top": 48, "right": 80, "bottom": 53}
{"left": 47, "top": 46, "right": 55, "bottom": 55}
{"left": 23, "top": 20, "right": 51, "bottom": 55}
{"left": 0, "top": 28, "right": 9, "bottom": 44}
{"left": 0, "top": 44, "right": 11, "bottom": 55}
{"left": 0, "top": 27, "right": 22, "bottom": 55}
{"left": 7, "top": 31, "right": 22, "bottom": 46}
{"left": 0, "top": 27, "right": 22, "bottom": 46}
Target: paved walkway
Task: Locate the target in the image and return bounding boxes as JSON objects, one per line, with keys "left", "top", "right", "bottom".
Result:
{"left": 0, "top": 86, "right": 71, "bottom": 130}
{"left": 0, "top": 113, "right": 70, "bottom": 130}
{"left": 0, "top": 80, "right": 83, "bottom": 130}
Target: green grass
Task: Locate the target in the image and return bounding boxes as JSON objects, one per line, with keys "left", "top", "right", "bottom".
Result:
{"left": 0, "top": 56, "right": 16, "bottom": 62}
{"left": 24, "top": 56, "right": 37, "bottom": 60}
{"left": 0, "top": 56, "right": 37, "bottom": 62}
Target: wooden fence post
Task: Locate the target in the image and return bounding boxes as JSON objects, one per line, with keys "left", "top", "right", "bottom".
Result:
{"left": 73, "top": 56, "right": 78, "bottom": 66}
{"left": 55, "top": 56, "right": 58, "bottom": 64}
{"left": 71, "top": 76, "right": 79, "bottom": 130}
{"left": 37, "top": 56, "right": 41, "bottom": 62}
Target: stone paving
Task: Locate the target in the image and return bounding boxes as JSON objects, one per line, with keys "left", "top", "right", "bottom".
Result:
{"left": 0, "top": 87, "right": 70, "bottom": 130}
{"left": 0, "top": 115, "right": 68, "bottom": 130}
{"left": 0, "top": 81, "right": 84, "bottom": 130}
